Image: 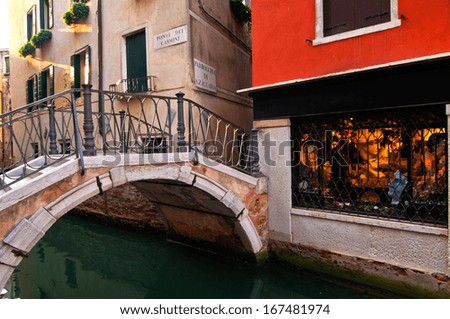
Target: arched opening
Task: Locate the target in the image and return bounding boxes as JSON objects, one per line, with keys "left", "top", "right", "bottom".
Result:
{"left": 0, "top": 163, "right": 265, "bottom": 291}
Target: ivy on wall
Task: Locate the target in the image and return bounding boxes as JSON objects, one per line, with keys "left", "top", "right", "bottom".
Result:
{"left": 230, "top": 0, "right": 251, "bottom": 25}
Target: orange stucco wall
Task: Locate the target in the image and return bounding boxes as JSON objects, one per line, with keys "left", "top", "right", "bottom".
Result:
{"left": 252, "top": 0, "right": 450, "bottom": 87}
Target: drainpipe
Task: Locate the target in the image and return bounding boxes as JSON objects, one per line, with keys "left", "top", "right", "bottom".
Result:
{"left": 97, "top": 0, "right": 105, "bottom": 148}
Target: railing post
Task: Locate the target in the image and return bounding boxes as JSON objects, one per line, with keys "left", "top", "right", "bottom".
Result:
{"left": 119, "top": 110, "right": 127, "bottom": 153}
{"left": 48, "top": 104, "right": 59, "bottom": 155}
{"left": 82, "top": 84, "right": 97, "bottom": 156}
{"left": 176, "top": 92, "right": 187, "bottom": 152}
{"left": 249, "top": 129, "right": 262, "bottom": 177}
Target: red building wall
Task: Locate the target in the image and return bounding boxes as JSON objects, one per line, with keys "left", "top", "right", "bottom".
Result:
{"left": 252, "top": 0, "right": 450, "bottom": 87}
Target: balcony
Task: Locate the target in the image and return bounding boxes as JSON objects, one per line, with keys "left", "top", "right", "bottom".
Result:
{"left": 109, "top": 76, "right": 157, "bottom": 93}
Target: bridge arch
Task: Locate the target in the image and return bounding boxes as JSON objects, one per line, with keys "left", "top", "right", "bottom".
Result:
{"left": 0, "top": 154, "right": 267, "bottom": 290}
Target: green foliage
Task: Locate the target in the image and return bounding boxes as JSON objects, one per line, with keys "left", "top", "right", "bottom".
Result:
{"left": 62, "top": 11, "right": 75, "bottom": 26}
{"left": 30, "top": 30, "right": 52, "bottom": 48}
{"left": 72, "top": 2, "right": 89, "bottom": 20}
{"left": 63, "top": 2, "right": 89, "bottom": 26}
{"left": 18, "top": 42, "right": 36, "bottom": 57}
{"left": 230, "top": 0, "right": 251, "bottom": 24}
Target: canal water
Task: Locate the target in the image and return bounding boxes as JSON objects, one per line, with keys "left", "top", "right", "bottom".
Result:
{"left": 9, "top": 213, "right": 399, "bottom": 299}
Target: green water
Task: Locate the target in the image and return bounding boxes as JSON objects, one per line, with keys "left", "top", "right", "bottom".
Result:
{"left": 10, "top": 213, "right": 394, "bottom": 299}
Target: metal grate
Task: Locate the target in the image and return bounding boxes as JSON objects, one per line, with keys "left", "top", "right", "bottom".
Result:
{"left": 292, "top": 105, "right": 448, "bottom": 226}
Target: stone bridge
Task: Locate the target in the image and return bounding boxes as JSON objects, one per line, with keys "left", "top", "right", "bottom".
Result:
{"left": 0, "top": 152, "right": 268, "bottom": 290}
{"left": 0, "top": 86, "right": 268, "bottom": 291}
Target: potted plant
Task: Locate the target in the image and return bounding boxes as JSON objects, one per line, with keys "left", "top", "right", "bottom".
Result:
{"left": 63, "top": 1, "right": 90, "bottom": 26}
{"left": 30, "top": 30, "right": 52, "bottom": 48}
{"left": 18, "top": 42, "right": 36, "bottom": 57}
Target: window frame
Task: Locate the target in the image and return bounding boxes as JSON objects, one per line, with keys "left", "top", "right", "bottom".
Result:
{"left": 26, "top": 5, "right": 37, "bottom": 42}
{"left": 38, "top": 65, "right": 55, "bottom": 100}
{"left": 291, "top": 106, "right": 448, "bottom": 227}
{"left": 71, "top": 46, "right": 91, "bottom": 98}
{"left": 121, "top": 27, "right": 149, "bottom": 93}
{"left": 3, "top": 55, "right": 10, "bottom": 75}
{"left": 39, "top": 0, "right": 54, "bottom": 30}
{"left": 313, "top": 0, "right": 401, "bottom": 45}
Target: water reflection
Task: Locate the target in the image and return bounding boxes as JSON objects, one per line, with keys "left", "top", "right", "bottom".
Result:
{"left": 12, "top": 213, "right": 382, "bottom": 299}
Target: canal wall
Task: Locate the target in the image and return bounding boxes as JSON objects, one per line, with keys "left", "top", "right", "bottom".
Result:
{"left": 75, "top": 183, "right": 166, "bottom": 232}
{"left": 256, "top": 120, "right": 450, "bottom": 298}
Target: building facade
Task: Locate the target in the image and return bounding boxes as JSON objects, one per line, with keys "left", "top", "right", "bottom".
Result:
{"left": 8, "top": 0, "right": 253, "bottom": 129}
{"left": 243, "top": 0, "right": 450, "bottom": 295}
{"left": 0, "top": 49, "right": 11, "bottom": 168}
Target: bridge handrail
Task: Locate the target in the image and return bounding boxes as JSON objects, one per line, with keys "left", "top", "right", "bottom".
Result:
{"left": 0, "top": 89, "right": 83, "bottom": 189}
{"left": 0, "top": 86, "right": 260, "bottom": 190}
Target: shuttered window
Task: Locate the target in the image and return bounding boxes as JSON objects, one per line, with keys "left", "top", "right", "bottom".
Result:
{"left": 26, "top": 6, "right": 37, "bottom": 41}
{"left": 26, "top": 75, "right": 38, "bottom": 112}
{"left": 3, "top": 56, "right": 9, "bottom": 75}
{"left": 39, "top": 0, "right": 54, "bottom": 30}
{"left": 323, "top": 0, "right": 391, "bottom": 37}
{"left": 126, "top": 30, "right": 148, "bottom": 93}
{"left": 38, "top": 66, "right": 55, "bottom": 100}
{"left": 71, "top": 47, "right": 90, "bottom": 98}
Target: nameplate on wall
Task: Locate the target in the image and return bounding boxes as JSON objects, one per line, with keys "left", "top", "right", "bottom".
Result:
{"left": 194, "top": 59, "right": 217, "bottom": 93}
{"left": 154, "top": 25, "right": 188, "bottom": 50}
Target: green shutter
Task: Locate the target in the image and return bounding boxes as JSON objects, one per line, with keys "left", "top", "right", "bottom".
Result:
{"left": 126, "top": 31, "right": 148, "bottom": 92}
{"left": 26, "top": 79, "right": 32, "bottom": 103}
{"left": 49, "top": 65, "right": 54, "bottom": 95}
{"left": 4, "top": 56, "right": 9, "bottom": 74}
{"left": 39, "top": 71, "right": 47, "bottom": 100}
{"left": 27, "top": 12, "right": 33, "bottom": 40}
{"left": 39, "top": 0, "right": 45, "bottom": 30}
{"left": 26, "top": 77, "right": 35, "bottom": 112}
{"left": 71, "top": 54, "right": 81, "bottom": 98}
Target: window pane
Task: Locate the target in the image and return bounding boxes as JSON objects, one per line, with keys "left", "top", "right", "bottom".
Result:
{"left": 4, "top": 56, "right": 9, "bottom": 74}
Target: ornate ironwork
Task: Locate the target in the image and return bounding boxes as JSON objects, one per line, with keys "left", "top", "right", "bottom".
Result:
{"left": 0, "top": 87, "right": 256, "bottom": 191}
{"left": 292, "top": 105, "right": 448, "bottom": 226}
{"left": 0, "top": 90, "right": 82, "bottom": 189}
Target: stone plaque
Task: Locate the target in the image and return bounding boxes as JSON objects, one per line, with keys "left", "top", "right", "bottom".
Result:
{"left": 153, "top": 25, "right": 188, "bottom": 50}
{"left": 194, "top": 59, "right": 217, "bottom": 93}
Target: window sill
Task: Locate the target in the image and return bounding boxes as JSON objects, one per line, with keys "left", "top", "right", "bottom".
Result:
{"left": 313, "top": 19, "right": 402, "bottom": 46}
{"left": 291, "top": 208, "right": 448, "bottom": 236}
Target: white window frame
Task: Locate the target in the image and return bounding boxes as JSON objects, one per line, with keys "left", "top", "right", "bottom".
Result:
{"left": 313, "top": 0, "right": 401, "bottom": 46}
{"left": 25, "top": 5, "right": 37, "bottom": 42}
{"left": 120, "top": 24, "right": 149, "bottom": 90}
{"left": 3, "top": 55, "right": 10, "bottom": 75}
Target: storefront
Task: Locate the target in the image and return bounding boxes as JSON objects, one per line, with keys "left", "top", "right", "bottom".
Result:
{"left": 251, "top": 57, "right": 450, "bottom": 228}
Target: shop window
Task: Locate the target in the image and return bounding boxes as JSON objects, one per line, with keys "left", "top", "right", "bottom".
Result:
{"left": 314, "top": 0, "right": 401, "bottom": 44}
{"left": 292, "top": 106, "right": 448, "bottom": 226}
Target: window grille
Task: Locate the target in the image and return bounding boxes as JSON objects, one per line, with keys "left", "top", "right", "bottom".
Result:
{"left": 291, "top": 105, "right": 448, "bottom": 226}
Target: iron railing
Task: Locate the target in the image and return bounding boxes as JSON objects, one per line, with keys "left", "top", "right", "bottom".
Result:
{"left": 0, "top": 89, "right": 83, "bottom": 189}
{"left": 292, "top": 105, "right": 448, "bottom": 227}
{"left": 0, "top": 85, "right": 258, "bottom": 191}
{"left": 108, "top": 76, "right": 157, "bottom": 93}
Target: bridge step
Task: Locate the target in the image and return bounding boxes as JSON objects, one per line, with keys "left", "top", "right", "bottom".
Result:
{"left": 1, "top": 157, "right": 72, "bottom": 192}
